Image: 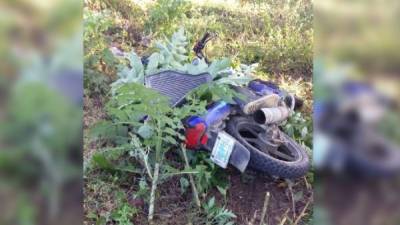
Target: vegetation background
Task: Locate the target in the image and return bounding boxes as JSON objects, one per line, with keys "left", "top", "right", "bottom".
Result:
{"left": 83, "top": 0, "right": 313, "bottom": 224}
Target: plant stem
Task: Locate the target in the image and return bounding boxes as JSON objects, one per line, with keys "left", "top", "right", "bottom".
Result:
{"left": 287, "top": 179, "right": 296, "bottom": 220}
{"left": 278, "top": 209, "right": 290, "bottom": 225}
{"left": 259, "top": 191, "right": 270, "bottom": 225}
{"left": 293, "top": 197, "right": 311, "bottom": 225}
{"left": 141, "top": 148, "right": 153, "bottom": 180}
{"left": 155, "top": 119, "right": 163, "bottom": 162}
{"left": 249, "top": 210, "right": 258, "bottom": 225}
{"left": 129, "top": 133, "right": 153, "bottom": 180}
{"left": 148, "top": 162, "right": 159, "bottom": 224}
{"left": 149, "top": 118, "right": 163, "bottom": 223}
{"left": 181, "top": 145, "right": 201, "bottom": 208}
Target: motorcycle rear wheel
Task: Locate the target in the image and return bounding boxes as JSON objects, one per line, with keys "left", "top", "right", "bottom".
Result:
{"left": 226, "top": 116, "right": 310, "bottom": 178}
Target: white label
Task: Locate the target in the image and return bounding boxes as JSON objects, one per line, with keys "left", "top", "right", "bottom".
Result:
{"left": 211, "top": 132, "right": 235, "bottom": 168}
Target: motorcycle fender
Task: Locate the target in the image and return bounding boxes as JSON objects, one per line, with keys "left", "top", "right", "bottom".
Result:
{"left": 205, "top": 131, "right": 250, "bottom": 172}
{"left": 229, "top": 141, "right": 251, "bottom": 172}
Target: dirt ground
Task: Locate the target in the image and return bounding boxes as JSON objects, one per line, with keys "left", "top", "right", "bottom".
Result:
{"left": 126, "top": 169, "right": 313, "bottom": 225}
{"left": 83, "top": 89, "right": 313, "bottom": 225}
{"left": 226, "top": 171, "right": 312, "bottom": 225}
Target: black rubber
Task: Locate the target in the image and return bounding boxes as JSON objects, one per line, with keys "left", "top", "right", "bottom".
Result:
{"left": 226, "top": 116, "right": 310, "bottom": 178}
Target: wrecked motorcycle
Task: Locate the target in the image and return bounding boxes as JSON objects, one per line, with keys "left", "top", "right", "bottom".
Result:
{"left": 144, "top": 33, "right": 310, "bottom": 179}
{"left": 183, "top": 80, "right": 310, "bottom": 178}
{"left": 145, "top": 71, "right": 310, "bottom": 178}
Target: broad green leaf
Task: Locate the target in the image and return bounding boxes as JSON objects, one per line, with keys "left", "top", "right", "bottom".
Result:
{"left": 164, "top": 127, "right": 178, "bottom": 136}
{"left": 301, "top": 126, "right": 308, "bottom": 138}
{"left": 179, "top": 177, "right": 189, "bottom": 194}
{"left": 185, "top": 58, "right": 208, "bottom": 75}
{"left": 111, "top": 51, "right": 145, "bottom": 93}
{"left": 208, "top": 197, "right": 215, "bottom": 208}
{"left": 102, "top": 48, "right": 115, "bottom": 65}
{"left": 114, "top": 164, "right": 142, "bottom": 174}
{"left": 92, "top": 153, "right": 113, "bottom": 170}
{"left": 216, "top": 185, "right": 227, "bottom": 197}
{"left": 126, "top": 51, "right": 144, "bottom": 77}
{"left": 164, "top": 136, "right": 177, "bottom": 145}
{"left": 207, "top": 58, "right": 231, "bottom": 78}
{"left": 137, "top": 124, "right": 154, "bottom": 139}
{"left": 145, "top": 52, "right": 161, "bottom": 75}
{"left": 215, "top": 76, "right": 251, "bottom": 86}
{"left": 89, "top": 120, "right": 113, "bottom": 138}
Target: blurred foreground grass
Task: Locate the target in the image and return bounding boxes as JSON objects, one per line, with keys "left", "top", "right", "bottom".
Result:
{"left": 0, "top": 0, "right": 83, "bottom": 225}
{"left": 314, "top": 1, "right": 400, "bottom": 225}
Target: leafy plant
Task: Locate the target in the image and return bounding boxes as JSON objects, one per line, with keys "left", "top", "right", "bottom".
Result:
{"left": 113, "top": 203, "right": 136, "bottom": 225}
{"left": 84, "top": 9, "right": 117, "bottom": 95}
{"left": 112, "top": 192, "right": 138, "bottom": 225}
{"left": 282, "top": 111, "right": 312, "bottom": 149}
{"left": 84, "top": 9, "right": 113, "bottom": 63}
{"left": 111, "top": 51, "right": 144, "bottom": 93}
{"left": 91, "top": 82, "right": 207, "bottom": 222}
{"left": 187, "top": 151, "right": 229, "bottom": 197}
{"left": 145, "top": 0, "right": 191, "bottom": 35}
{"left": 213, "top": 63, "right": 257, "bottom": 86}
{"left": 150, "top": 27, "right": 189, "bottom": 72}
{"left": 180, "top": 177, "right": 190, "bottom": 194}
{"left": 111, "top": 28, "right": 252, "bottom": 94}
{"left": 203, "top": 197, "right": 236, "bottom": 225}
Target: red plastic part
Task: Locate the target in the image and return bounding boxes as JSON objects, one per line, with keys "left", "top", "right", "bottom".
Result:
{"left": 185, "top": 123, "right": 208, "bottom": 149}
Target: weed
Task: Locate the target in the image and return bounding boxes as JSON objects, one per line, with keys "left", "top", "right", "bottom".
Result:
{"left": 89, "top": 82, "right": 208, "bottom": 222}
{"left": 112, "top": 192, "right": 138, "bottom": 225}
{"left": 283, "top": 111, "right": 312, "bottom": 150}
{"left": 83, "top": 9, "right": 117, "bottom": 95}
{"left": 187, "top": 151, "right": 229, "bottom": 198}
{"left": 145, "top": 0, "right": 191, "bottom": 36}
{"left": 113, "top": 203, "right": 136, "bottom": 225}
{"left": 203, "top": 197, "right": 236, "bottom": 225}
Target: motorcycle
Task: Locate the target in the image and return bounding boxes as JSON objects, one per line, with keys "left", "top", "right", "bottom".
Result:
{"left": 183, "top": 79, "right": 309, "bottom": 178}
{"left": 145, "top": 32, "right": 310, "bottom": 178}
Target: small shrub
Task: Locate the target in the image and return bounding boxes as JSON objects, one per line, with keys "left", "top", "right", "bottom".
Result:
{"left": 83, "top": 9, "right": 117, "bottom": 95}
{"left": 203, "top": 197, "right": 236, "bottom": 225}
{"left": 145, "top": 0, "right": 191, "bottom": 36}
{"left": 112, "top": 192, "right": 138, "bottom": 225}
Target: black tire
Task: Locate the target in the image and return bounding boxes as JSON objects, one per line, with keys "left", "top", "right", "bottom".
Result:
{"left": 226, "top": 116, "right": 310, "bottom": 178}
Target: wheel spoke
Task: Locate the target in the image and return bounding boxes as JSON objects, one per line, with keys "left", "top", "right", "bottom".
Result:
{"left": 243, "top": 137, "right": 258, "bottom": 142}
{"left": 268, "top": 149, "right": 296, "bottom": 161}
{"left": 242, "top": 127, "right": 260, "bottom": 137}
{"left": 238, "top": 123, "right": 296, "bottom": 162}
{"left": 256, "top": 133, "right": 270, "bottom": 145}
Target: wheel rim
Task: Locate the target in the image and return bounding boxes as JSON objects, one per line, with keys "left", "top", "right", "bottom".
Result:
{"left": 236, "top": 122, "right": 299, "bottom": 162}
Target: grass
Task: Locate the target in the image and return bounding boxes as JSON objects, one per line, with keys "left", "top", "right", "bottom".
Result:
{"left": 83, "top": 0, "right": 313, "bottom": 224}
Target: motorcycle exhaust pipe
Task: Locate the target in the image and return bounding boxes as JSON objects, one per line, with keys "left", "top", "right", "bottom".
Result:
{"left": 243, "top": 94, "right": 280, "bottom": 115}
{"left": 253, "top": 107, "right": 291, "bottom": 124}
